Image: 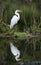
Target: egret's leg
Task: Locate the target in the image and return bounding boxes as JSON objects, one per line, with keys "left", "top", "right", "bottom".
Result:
{"left": 9, "top": 29, "right": 15, "bottom": 34}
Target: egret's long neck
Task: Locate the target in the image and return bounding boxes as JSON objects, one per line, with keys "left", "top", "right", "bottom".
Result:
{"left": 15, "top": 12, "right": 20, "bottom": 19}
{"left": 15, "top": 55, "right": 20, "bottom": 61}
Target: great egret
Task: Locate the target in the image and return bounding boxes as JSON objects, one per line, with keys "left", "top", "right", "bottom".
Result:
{"left": 10, "top": 42, "right": 21, "bottom": 61}
{"left": 10, "top": 10, "right": 22, "bottom": 29}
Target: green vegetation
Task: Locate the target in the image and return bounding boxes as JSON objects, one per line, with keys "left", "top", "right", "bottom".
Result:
{"left": 0, "top": 0, "right": 41, "bottom": 65}
{"left": 0, "top": 1, "right": 41, "bottom": 33}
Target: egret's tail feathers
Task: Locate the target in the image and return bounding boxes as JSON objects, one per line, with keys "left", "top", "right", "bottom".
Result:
{"left": 10, "top": 42, "right": 14, "bottom": 48}
{"left": 10, "top": 25, "right": 13, "bottom": 29}
{"left": 10, "top": 25, "right": 11, "bottom": 29}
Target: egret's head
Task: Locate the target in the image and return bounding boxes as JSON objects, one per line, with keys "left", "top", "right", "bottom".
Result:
{"left": 15, "top": 9, "right": 22, "bottom": 13}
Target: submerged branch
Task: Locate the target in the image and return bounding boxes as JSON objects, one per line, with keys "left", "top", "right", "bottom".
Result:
{"left": 0, "top": 32, "right": 41, "bottom": 40}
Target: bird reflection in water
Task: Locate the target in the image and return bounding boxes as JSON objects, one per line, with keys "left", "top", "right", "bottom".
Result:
{"left": 10, "top": 42, "right": 21, "bottom": 61}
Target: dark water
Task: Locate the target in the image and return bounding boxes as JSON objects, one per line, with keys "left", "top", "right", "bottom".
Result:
{"left": 0, "top": 37, "right": 41, "bottom": 65}
{"left": 19, "top": 61, "right": 41, "bottom": 65}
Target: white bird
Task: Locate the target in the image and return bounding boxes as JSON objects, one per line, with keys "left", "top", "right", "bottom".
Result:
{"left": 10, "top": 42, "right": 21, "bottom": 61}
{"left": 10, "top": 9, "right": 22, "bottom": 29}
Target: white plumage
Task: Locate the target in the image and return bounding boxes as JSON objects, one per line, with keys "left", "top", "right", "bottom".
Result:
{"left": 10, "top": 42, "right": 21, "bottom": 61}
{"left": 10, "top": 10, "right": 22, "bottom": 29}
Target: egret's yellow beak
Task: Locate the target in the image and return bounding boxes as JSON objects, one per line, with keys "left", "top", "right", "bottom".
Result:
{"left": 19, "top": 10, "right": 22, "bottom": 12}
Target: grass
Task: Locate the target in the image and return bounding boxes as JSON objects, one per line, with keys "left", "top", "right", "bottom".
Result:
{"left": 14, "top": 32, "right": 31, "bottom": 36}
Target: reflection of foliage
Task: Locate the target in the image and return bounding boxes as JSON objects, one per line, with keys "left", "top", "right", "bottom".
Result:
{"left": 0, "top": 38, "right": 41, "bottom": 64}
{"left": 0, "top": 1, "right": 41, "bottom": 65}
